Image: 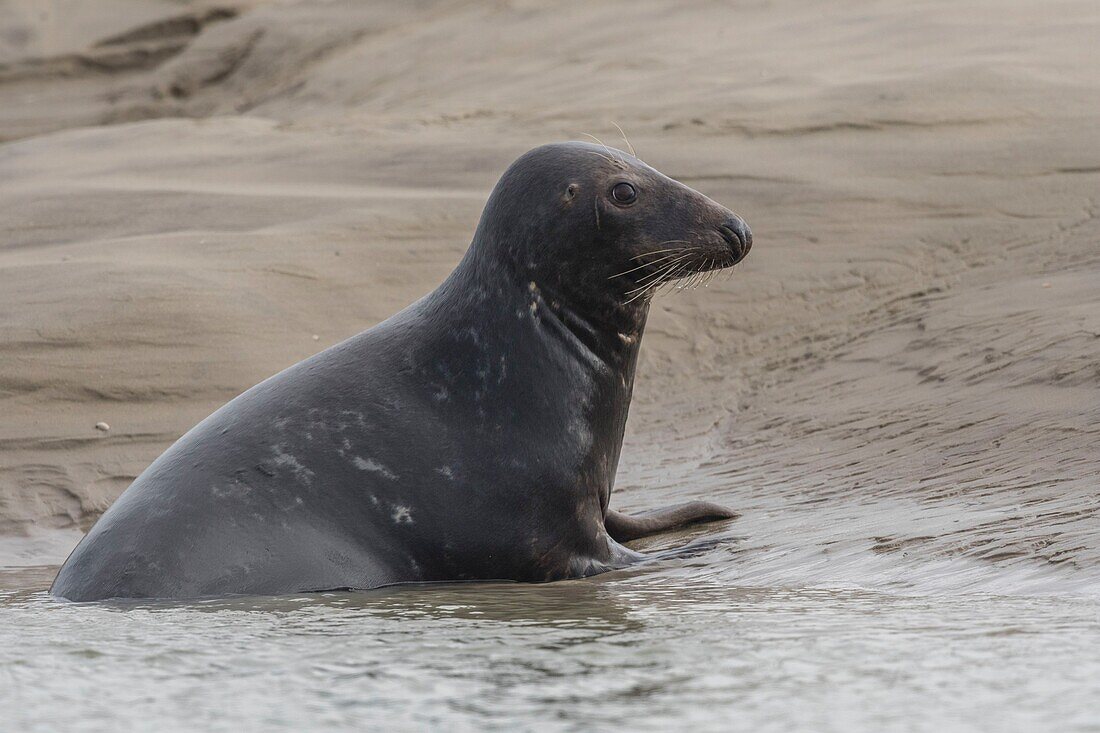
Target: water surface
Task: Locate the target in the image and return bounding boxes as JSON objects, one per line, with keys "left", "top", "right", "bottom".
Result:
{"left": 5, "top": 545, "right": 1099, "bottom": 732}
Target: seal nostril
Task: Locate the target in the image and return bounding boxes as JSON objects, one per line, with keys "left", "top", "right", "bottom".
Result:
{"left": 718, "top": 225, "right": 738, "bottom": 246}
{"left": 718, "top": 218, "right": 752, "bottom": 259}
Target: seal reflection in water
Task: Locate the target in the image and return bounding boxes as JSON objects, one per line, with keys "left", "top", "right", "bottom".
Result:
{"left": 51, "top": 142, "right": 752, "bottom": 601}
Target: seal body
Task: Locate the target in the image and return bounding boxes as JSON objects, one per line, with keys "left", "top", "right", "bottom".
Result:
{"left": 51, "top": 142, "right": 751, "bottom": 601}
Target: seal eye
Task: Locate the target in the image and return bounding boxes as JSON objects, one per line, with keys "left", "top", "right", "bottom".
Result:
{"left": 611, "top": 182, "right": 637, "bottom": 205}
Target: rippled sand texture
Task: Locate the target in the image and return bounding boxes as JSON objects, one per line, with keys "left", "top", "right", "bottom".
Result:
{"left": 1, "top": 1, "right": 1098, "bottom": 594}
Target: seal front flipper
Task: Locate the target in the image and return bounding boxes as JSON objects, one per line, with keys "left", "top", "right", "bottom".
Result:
{"left": 604, "top": 502, "right": 739, "bottom": 542}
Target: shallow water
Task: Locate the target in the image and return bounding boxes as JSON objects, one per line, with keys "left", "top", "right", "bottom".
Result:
{"left": 5, "top": 545, "right": 1100, "bottom": 733}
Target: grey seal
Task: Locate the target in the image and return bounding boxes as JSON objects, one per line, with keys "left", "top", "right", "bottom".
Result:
{"left": 51, "top": 141, "right": 752, "bottom": 601}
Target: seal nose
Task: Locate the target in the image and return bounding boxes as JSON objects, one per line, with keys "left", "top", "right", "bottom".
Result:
{"left": 718, "top": 217, "right": 752, "bottom": 262}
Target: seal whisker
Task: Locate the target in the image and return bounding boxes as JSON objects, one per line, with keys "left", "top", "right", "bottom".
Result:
{"left": 607, "top": 252, "right": 687, "bottom": 279}
{"left": 624, "top": 257, "right": 690, "bottom": 300}
{"left": 622, "top": 285, "right": 651, "bottom": 305}
{"left": 678, "top": 265, "right": 699, "bottom": 291}
{"left": 672, "top": 266, "right": 688, "bottom": 291}
{"left": 636, "top": 253, "right": 694, "bottom": 280}
{"left": 671, "top": 261, "right": 698, "bottom": 292}
{"left": 629, "top": 244, "right": 693, "bottom": 261}
{"left": 624, "top": 280, "right": 665, "bottom": 305}
{"left": 611, "top": 122, "right": 637, "bottom": 159}
{"left": 633, "top": 244, "right": 688, "bottom": 256}
{"left": 584, "top": 149, "right": 618, "bottom": 167}
{"left": 658, "top": 262, "right": 690, "bottom": 295}
{"left": 580, "top": 133, "right": 627, "bottom": 168}
{"left": 608, "top": 255, "right": 684, "bottom": 282}
{"left": 695, "top": 263, "right": 707, "bottom": 289}
{"left": 663, "top": 260, "right": 695, "bottom": 291}
{"left": 696, "top": 265, "right": 710, "bottom": 288}
{"left": 642, "top": 255, "right": 690, "bottom": 283}
{"left": 624, "top": 255, "right": 693, "bottom": 294}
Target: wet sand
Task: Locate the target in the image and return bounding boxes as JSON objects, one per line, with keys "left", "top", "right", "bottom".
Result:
{"left": 2, "top": 0, "right": 1099, "bottom": 598}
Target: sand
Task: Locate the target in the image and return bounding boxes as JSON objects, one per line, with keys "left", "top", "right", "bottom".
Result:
{"left": 1, "top": 0, "right": 1098, "bottom": 591}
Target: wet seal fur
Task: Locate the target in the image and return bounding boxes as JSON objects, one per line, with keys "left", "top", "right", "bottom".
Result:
{"left": 51, "top": 142, "right": 752, "bottom": 601}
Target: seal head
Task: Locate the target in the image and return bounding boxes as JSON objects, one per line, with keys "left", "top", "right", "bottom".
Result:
{"left": 465, "top": 142, "right": 751, "bottom": 331}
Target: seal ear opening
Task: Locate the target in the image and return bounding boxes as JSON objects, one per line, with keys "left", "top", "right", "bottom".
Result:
{"left": 563, "top": 183, "right": 579, "bottom": 203}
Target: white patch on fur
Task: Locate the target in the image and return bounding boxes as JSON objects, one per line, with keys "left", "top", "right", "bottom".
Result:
{"left": 271, "top": 444, "right": 314, "bottom": 485}
{"left": 353, "top": 456, "right": 398, "bottom": 480}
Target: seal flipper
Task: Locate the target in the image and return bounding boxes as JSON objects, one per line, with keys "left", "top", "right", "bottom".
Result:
{"left": 604, "top": 501, "right": 739, "bottom": 542}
